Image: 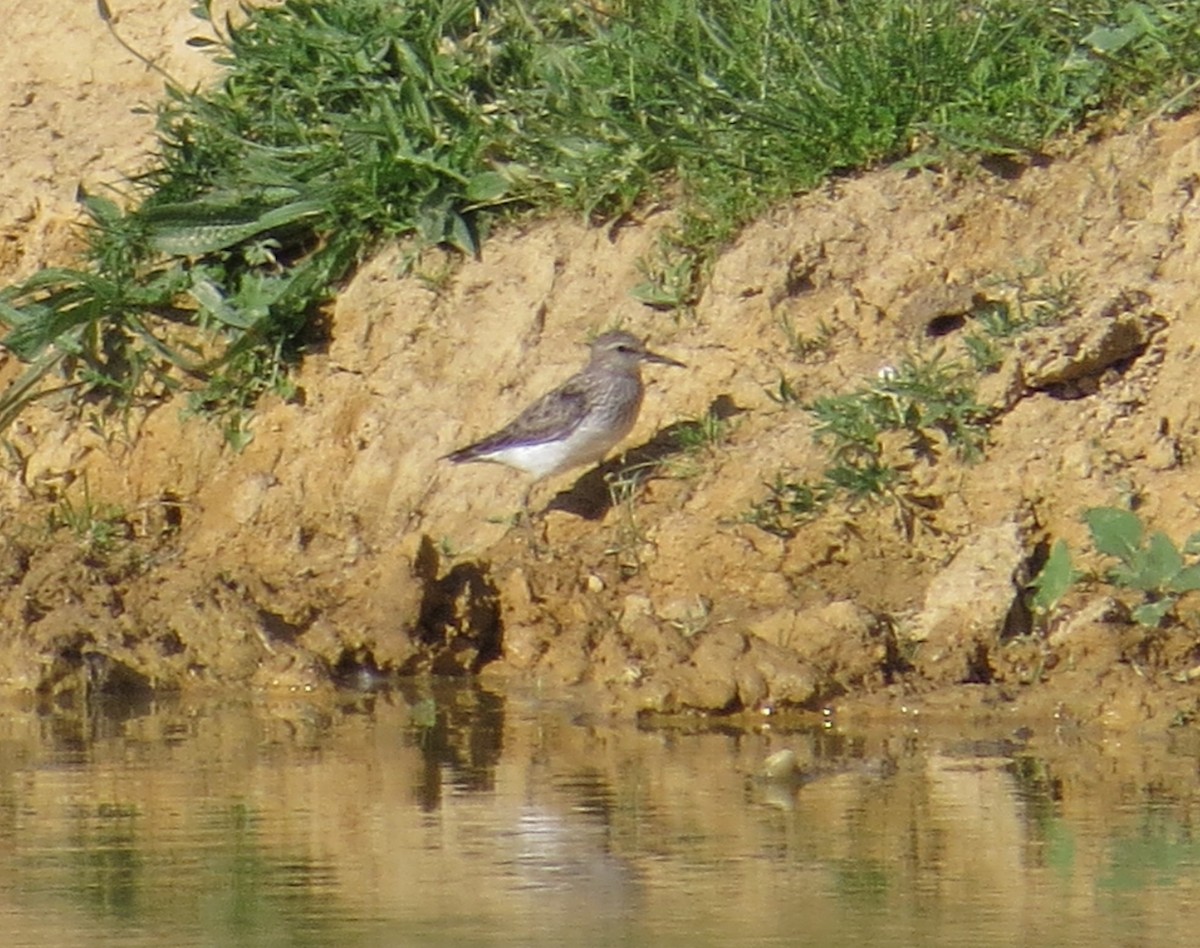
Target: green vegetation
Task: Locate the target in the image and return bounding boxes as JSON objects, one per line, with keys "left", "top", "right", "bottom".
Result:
{"left": 1028, "top": 538, "right": 1076, "bottom": 622}
{"left": 750, "top": 262, "right": 1091, "bottom": 534}
{"left": 1084, "top": 506, "right": 1200, "bottom": 626}
{"left": 749, "top": 352, "right": 988, "bottom": 536}
{"left": 1025, "top": 508, "right": 1200, "bottom": 629}
{"left": 4, "top": 1, "right": 1200, "bottom": 441}
{"left": 47, "top": 479, "right": 131, "bottom": 560}
{"left": 964, "top": 270, "right": 1083, "bottom": 372}
{"left": 673, "top": 407, "right": 733, "bottom": 456}
{"left": 604, "top": 466, "right": 654, "bottom": 577}
{"left": 777, "top": 311, "right": 837, "bottom": 363}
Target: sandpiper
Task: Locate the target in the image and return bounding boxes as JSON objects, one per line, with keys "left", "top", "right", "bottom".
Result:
{"left": 444, "top": 330, "right": 685, "bottom": 491}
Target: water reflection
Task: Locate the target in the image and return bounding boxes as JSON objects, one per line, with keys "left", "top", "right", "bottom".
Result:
{"left": 0, "top": 684, "right": 1198, "bottom": 947}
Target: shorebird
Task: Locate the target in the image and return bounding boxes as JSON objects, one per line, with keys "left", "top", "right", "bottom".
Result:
{"left": 444, "top": 330, "right": 685, "bottom": 511}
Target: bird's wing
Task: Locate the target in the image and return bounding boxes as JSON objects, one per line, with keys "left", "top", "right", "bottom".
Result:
{"left": 456, "top": 377, "right": 591, "bottom": 456}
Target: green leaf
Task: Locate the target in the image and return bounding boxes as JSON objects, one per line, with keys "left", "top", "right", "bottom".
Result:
{"left": 1083, "top": 23, "right": 1145, "bottom": 54}
{"left": 144, "top": 198, "right": 325, "bottom": 256}
{"left": 78, "top": 190, "right": 124, "bottom": 228}
{"left": 1183, "top": 531, "right": 1200, "bottom": 556}
{"left": 465, "top": 171, "right": 509, "bottom": 204}
{"left": 1166, "top": 563, "right": 1200, "bottom": 594}
{"left": 1137, "top": 531, "right": 1184, "bottom": 591}
{"left": 1132, "top": 598, "right": 1174, "bottom": 628}
{"left": 188, "top": 275, "right": 255, "bottom": 330}
{"left": 1030, "top": 539, "right": 1074, "bottom": 615}
{"left": 446, "top": 211, "right": 477, "bottom": 257}
{"left": 629, "top": 281, "right": 684, "bottom": 309}
{"left": 1085, "top": 507, "right": 1143, "bottom": 564}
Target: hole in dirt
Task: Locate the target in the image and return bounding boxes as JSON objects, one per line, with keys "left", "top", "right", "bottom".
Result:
{"left": 160, "top": 491, "right": 184, "bottom": 531}
{"left": 925, "top": 313, "right": 966, "bottom": 337}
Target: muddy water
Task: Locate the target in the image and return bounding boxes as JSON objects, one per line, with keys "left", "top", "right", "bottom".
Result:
{"left": 1, "top": 684, "right": 1198, "bottom": 947}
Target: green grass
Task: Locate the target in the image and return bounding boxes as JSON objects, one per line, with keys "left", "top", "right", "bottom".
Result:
{"left": 4, "top": 0, "right": 1200, "bottom": 438}
{"left": 46, "top": 477, "right": 131, "bottom": 560}
{"left": 748, "top": 351, "right": 988, "bottom": 536}
{"left": 964, "top": 269, "right": 1083, "bottom": 371}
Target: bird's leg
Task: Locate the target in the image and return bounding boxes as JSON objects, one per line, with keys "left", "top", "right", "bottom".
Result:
{"left": 519, "top": 482, "right": 553, "bottom": 557}
{"left": 520, "top": 483, "right": 534, "bottom": 528}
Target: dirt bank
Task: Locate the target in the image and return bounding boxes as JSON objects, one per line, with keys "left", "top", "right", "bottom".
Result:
{"left": 2, "top": 2, "right": 1199, "bottom": 733}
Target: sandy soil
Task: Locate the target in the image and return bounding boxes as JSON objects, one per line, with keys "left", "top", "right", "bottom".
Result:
{"left": 2, "top": 2, "right": 1199, "bottom": 734}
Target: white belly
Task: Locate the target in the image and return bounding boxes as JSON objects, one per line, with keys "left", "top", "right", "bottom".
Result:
{"left": 486, "top": 414, "right": 637, "bottom": 479}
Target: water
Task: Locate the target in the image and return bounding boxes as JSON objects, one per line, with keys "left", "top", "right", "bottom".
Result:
{"left": 1, "top": 683, "right": 1198, "bottom": 947}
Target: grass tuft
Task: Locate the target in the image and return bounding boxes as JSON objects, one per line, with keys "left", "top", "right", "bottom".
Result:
{"left": 748, "top": 351, "right": 988, "bottom": 536}
{"left": 4, "top": 1, "right": 1200, "bottom": 437}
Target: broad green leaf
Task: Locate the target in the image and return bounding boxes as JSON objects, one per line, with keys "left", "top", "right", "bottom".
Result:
{"left": 1166, "top": 563, "right": 1200, "bottom": 594}
{"left": 188, "top": 276, "right": 255, "bottom": 330}
{"left": 1030, "top": 539, "right": 1074, "bottom": 615}
{"left": 1135, "top": 531, "right": 1185, "bottom": 591}
{"left": 465, "top": 171, "right": 509, "bottom": 204}
{"left": 446, "top": 211, "right": 477, "bottom": 257}
{"left": 1083, "top": 24, "right": 1144, "bottom": 54}
{"left": 1183, "top": 531, "right": 1200, "bottom": 556}
{"left": 1132, "top": 598, "right": 1173, "bottom": 628}
{"left": 79, "top": 190, "right": 124, "bottom": 228}
{"left": 629, "top": 281, "right": 684, "bottom": 309}
{"left": 1109, "top": 559, "right": 1143, "bottom": 590}
{"left": 1085, "top": 507, "right": 1143, "bottom": 563}
{"left": 144, "top": 198, "right": 324, "bottom": 256}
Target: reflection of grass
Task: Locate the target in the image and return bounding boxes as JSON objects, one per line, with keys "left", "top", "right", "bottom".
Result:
{"left": 1099, "top": 825, "right": 1200, "bottom": 893}
{"left": 832, "top": 863, "right": 891, "bottom": 904}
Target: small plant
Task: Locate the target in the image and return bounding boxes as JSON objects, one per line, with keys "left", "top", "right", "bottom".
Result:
{"left": 777, "top": 311, "right": 835, "bottom": 361}
{"left": 673, "top": 408, "right": 732, "bottom": 455}
{"left": 47, "top": 479, "right": 130, "bottom": 559}
{"left": 964, "top": 271, "right": 1082, "bottom": 372}
{"left": 630, "top": 244, "right": 702, "bottom": 313}
{"left": 1085, "top": 506, "right": 1200, "bottom": 627}
{"left": 604, "top": 465, "right": 655, "bottom": 577}
{"left": 666, "top": 596, "right": 712, "bottom": 638}
{"left": 810, "top": 353, "right": 990, "bottom": 465}
{"left": 1027, "top": 538, "right": 1076, "bottom": 624}
{"left": 765, "top": 373, "right": 803, "bottom": 407}
{"left": 744, "top": 476, "right": 829, "bottom": 538}
{"left": 747, "top": 351, "right": 989, "bottom": 536}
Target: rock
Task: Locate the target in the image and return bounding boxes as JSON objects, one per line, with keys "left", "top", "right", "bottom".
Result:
{"left": 738, "top": 638, "right": 823, "bottom": 708}
{"left": 761, "top": 748, "right": 801, "bottom": 779}
{"left": 250, "top": 647, "right": 332, "bottom": 694}
{"left": 746, "top": 600, "right": 884, "bottom": 690}
{"left": 670, "top": 628, "right": 747, "bottom": 712}
{"left": 911, "top": 521, "right": 1026, "bottom": 685}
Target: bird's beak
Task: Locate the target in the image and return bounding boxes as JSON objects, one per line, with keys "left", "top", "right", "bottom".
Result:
{"left": 643, "top": 348, "right": 686, "bottom": 368}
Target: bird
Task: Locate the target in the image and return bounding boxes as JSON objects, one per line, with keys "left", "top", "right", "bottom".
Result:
{"left": 444, "top": 330, "right": 685, "bottom": 511}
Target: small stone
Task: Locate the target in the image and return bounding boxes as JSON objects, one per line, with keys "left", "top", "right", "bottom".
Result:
{"left": 762, "top": 749, "right": 800, "bottom": 780}
{"left": 620, "top": 594, "right": 654, "bottom": 625}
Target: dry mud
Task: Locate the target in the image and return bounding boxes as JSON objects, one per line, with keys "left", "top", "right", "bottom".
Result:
{"left": 2, "top": 2, "right": 1200, "bottom": 734}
